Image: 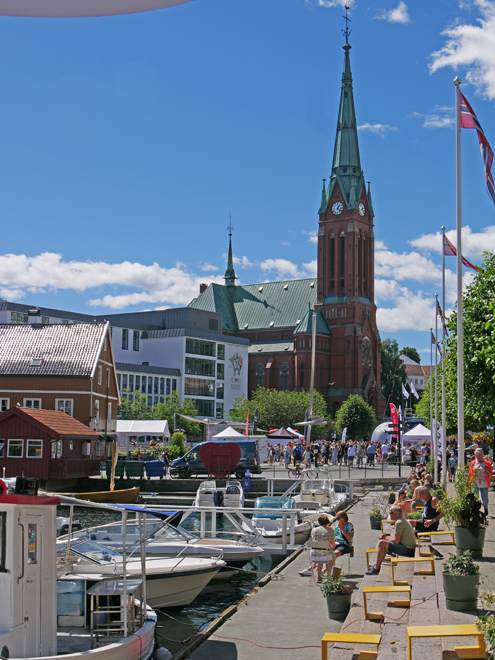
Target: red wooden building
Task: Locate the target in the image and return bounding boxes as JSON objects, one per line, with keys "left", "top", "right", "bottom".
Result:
{"left": 0, "top": 407, "right": 101, "bottom": 485}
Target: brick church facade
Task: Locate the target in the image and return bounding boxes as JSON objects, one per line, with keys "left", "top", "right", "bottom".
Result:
{"left": 189, "top": 38, "right": 386, "bottom": 417}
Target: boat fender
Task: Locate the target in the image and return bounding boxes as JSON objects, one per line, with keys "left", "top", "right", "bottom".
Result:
{"left": 90, "top": 534, "right": 97, "bottom": 540}
{"left": 153, "top": 647, "right": 172, "bottom": 660}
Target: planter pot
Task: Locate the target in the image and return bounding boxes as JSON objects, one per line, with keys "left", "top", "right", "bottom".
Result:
{"left": 370, "top": 517, "right": 382, "bottom": 530}
{"left": 455, "top": 526, "right": 486, "bottom": 559}
{"left": 442, "top": 572, "right": 480, "bottom": 611}
{"left": 325, "top": 593, "right": 352, "bottom": 620}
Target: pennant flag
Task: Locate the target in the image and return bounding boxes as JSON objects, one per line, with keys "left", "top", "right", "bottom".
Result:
{"left": 436, "top": 297, "right": 443, "bottom": 318}
{"left": 410, "top": 380, "right": 420, "bottom": 400}
{"left": 341, "top": 427, "right": 347, "bottom": 444}
{"left": 442, "top": 232, "right": 482, "bottom": 273}
{"left": 245, "top": 409, "right": 249, "bottom": 436}
{"left": 431, "top": 330, "right": 436, "bottom": 345}
{"left": 402, "top": 382, "right": 410, "bottom": 399}
{"left": 460, "top": 91, "right": 495, "bottom": 207}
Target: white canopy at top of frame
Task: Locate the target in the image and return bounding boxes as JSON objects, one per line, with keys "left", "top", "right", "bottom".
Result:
{"left": 212, "top": 426, "right": 244, "bottom": 440}
{"left": 0, "top": 0, "right": 193, "bottom": 17}
{"left": 117, "top": 419, "right": 170, "bottom": 437}
{"left": 402, "top": 424, "right": 431, "bottom": 442}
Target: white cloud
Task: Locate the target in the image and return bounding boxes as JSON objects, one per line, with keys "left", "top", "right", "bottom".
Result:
{"left": 375, "top": 244, "right": 442, "bottom": 283}
{"left": 374, "top": 1, "right": 411, "bottom": 24}
{"left": 282, "top": 241, "right": 290, "bottom": 246}
{"left": 199, "top": 262, "right": 219, "bottom": 272}
{"left": 358, "top": 123, "right": 398, "bottom": 138}
{"left": 377, "top": 288, "right": 434, "bottom": 332}
{"left": 303, "top": 230, "right": 318, "bottom": 244}
{"left": 259, "top": 258, "right": 301, "bottom": 279}
{"left": 411, "top": 111, "right": 454, "bottom": 129}
{"left": 303, "top": 260, "right": 318, "bottom": 276}
{"left": 430, "top": 1, "right": 495, "bottom": 100}
{"left": 410, "top": 225, "right": 495, "bottom": 260}
{"left": 304, "top": 0, "right": 354, "bottom": 8}
{"left": 232, "top": 255, "right": 256, "bottom": 268}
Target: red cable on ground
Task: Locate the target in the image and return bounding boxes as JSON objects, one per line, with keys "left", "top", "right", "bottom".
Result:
{"left": 208, "top": 633, "right": 320, "bottom": 650}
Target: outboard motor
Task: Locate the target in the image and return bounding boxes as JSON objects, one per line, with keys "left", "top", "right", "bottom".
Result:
{"left": 213, "top": 490, "right": 224, "bottom": 507}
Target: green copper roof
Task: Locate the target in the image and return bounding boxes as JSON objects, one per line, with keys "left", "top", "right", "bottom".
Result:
{"left": 248, "top": 341, "right": 294, "bottom": 354}
{"left": 190, "top": 278, "right": 319, "bottom": 332}
{"left": 328, "top": 43, "right": 365, "bottom": 210}
{"left": 294, "top": 309, "right": 331, "bottom": 336}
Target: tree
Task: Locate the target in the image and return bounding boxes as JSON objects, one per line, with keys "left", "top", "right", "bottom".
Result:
{"left": 335, "top": 394, "right": 377, "bottom": 438}
{"left": 380, "top": 338, "right": 407, "bottom": 409}
{"left": 168, "top": 431, "right": 188, "bottom": 460}
{"left": 402, "top": 346, "right": 421, "bottom": 364}
{"left": 440, "top": 252, "right": 495, "bottom": 431}
{"left": 118, "top": 390, "right": 201, "bottom": 439}
{"left": 228, "top": 388, "right": 331, "bottom": 439}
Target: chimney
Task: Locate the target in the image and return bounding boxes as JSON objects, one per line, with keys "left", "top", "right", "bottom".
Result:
{"left": 200, "top": 283, "right": 208, "bottom": 294}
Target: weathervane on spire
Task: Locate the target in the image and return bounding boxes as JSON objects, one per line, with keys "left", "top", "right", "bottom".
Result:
{"left": 227, "top": 214, "right": 234, "bottom": 238}
{"left": 342, "top": 5, "right": 351, "bottom": 44}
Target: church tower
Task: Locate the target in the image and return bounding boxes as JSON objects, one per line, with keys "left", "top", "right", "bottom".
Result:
{"left": 315, "top": 32, "right": 386, "bottom": 416}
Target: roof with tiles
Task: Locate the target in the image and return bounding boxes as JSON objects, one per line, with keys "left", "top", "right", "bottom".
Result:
{"left": 0, "top": 407, "right": 100, "bottom": 437}
{"left": 190, "top": 278, "right": 319, "bottom": 332}
{"left": 0, "top": 322, "right": 107, "bottom": 377}
{"left": 294, "top": 309, "right": 331, "bottom": 336}
{"left": 248, "top": 341, "right": 294, "bottom": 354}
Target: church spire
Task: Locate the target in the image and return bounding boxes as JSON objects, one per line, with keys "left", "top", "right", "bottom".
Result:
{"left": 224, "top": 217, "right": 237, "bottom": 289}
{"left": 329, "top": 9, "right": 364, "bottom": 209}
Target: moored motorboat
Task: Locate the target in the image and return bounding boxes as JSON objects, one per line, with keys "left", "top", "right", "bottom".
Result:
{"left": 287, "top": 468, "right": 348, "bottom": 519}
{"left": 250, "top": 496, "right": 312, "bottom": 545}
{"left": 194, "top": 479, "right": 245, "bottom": 508}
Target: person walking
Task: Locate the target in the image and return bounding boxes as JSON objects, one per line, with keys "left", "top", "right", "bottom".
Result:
{"left": 469, "top": 447, "right": 493, "bottom": 511}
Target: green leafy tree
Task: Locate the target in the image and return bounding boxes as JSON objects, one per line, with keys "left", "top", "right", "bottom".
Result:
{"left": 401, "top": 346, "right": 421, "bottom": 364}
{"left": 118, "top": 390, "right": 154, "bottom": 420}
{"left": 381, "top": 338, "right": 407, "bottom": 408}
{"left": 228, "top": 388, "right": 331, "bottom": 440}
{"left": 168, "top": 431, "right": 188, "bottom": 460}
{"left": 335, "top": 394, "right": 377, "bottom": 439}
{"left": 153, "top": 391, "right": 201, "bottom": 439}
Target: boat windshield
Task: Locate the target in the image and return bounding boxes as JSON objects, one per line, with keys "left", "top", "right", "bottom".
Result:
{"left": 198, "top": 481, "right": 217, "bottom": 490}
{"left": 302, "top": 480, "right": 330, "bottom": 491}
{"left": 68, "top": 540, "right": 123, "bottom": 564}
{"left": 83, "top": 516, "right": 192, "bottom": 542}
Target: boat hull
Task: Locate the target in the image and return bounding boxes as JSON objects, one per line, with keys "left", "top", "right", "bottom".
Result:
{"left": 60, "top": 487, "right": 140, "bottom": 504}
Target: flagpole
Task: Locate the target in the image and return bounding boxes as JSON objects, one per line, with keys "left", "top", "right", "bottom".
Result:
{"left": 454, "top": 77, "right": 465, "bottom": 468}
{"left": 434, "top": 293, "right": 439, "bottom": 483}
{"left": 306, "top": 310, "right": 317, "bottom": 448}
{"left": 441, "top": 227, "right": 447, "bottom": 487}
{"left": 430, "top": 326, "right": 433, "bottom": 458}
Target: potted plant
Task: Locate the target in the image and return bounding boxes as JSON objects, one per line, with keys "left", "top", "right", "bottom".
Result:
{"left": 440, "top": 465, "right": 488, "bottom": 558}
{"left": 406, "top": 510, "right": 422, "bottom": 521}
{"left": 442, "top": 550, "right": 480, "bottom": 612}
{"left": 477, "top": 592, "right": 495, "bottom": 657}
{"left": 319, "top": 574, "right": 354, "bottom": 620}
{"left": 368, "top": 506, "right": 383, "bottom": 530}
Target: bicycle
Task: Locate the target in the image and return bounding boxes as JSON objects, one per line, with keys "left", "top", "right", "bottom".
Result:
{"left": 287, "top": 464, "right": 302, "bottom": 479}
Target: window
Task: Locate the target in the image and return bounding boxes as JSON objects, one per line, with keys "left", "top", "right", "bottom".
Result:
{"left": 184, "top": 378, "right": 215, "bottom": 397}
{"left": 117, "top": 373, "right": 121, "bottom": 390}
{"left": 185, "top": 338, "right": 215, "bottom": 357}
{"left": 51, "top": 439, "right": 62, "bottom": 459}
{"left": 185, "top": 357, "right": 215, "bottom": 377}
{"left": 8, "top": 439, "right": 23, "bottom": 457}
{"left": 27, "top": 439, "right": 42, "bottom": 458}
{"left": 256, "top": 363, "right": 265, "bottom": 388}
{"left": 299, "top": 363, "right": 305, "bottom": 389}
{"left": 128, "top": 374, "right": 134, "bottom": 392}
{"left": 122, "top": 373, "right": 128, "bottom": 391}
{"left": 122, "top": 328, "right": 129, "bottom": 350}
{"left": 160, "top": 378, "right": 165, "bottom": 395}
{"left": 106, "top": 369, "right": 110, "bottom": 387}
{"left": 209, "top": 318, "right": 219, "bottom": 332}
{"left": 94, "top": 400, "right": 100, "bottom": 426}
{"left": 216, "top": 403, "right": 224, "bottom": 419}
{"left": 56, "top": 399, "right": 73, "bottom": 416}
{"left": 189, "top": 399, "right": 214, "bottom": 417}
{"left": 217, "top": 382, "right": 224, "bottom": 400}
{"left": 166, "top": 379, "right": 171, "bottom": 395}
{"left": 0, "top": 440, "right": 4, "bottom": 458}
{"left": 27, "top": 524, "right": 38, "bottom": 564}
{"left": 41, "top": 316, "right": 49, "bottom": 324}
{"left": 280, "top": 363, "right": 289, "bottom": 391}
{"left": 107, "top": 402, "right": 112, "bottom": 423}
{"left": 217, "top": 363, "right": 224, "bottom": 380}
{"left": 0, "top": 399, "right": 9, "bottom": 412}
{"left": 217, "top": 344, "right": 225, "bottom": 360}
{"left": 23, "top": 399, "right": 41, "bottom": 409}
{"left": 141, "top": 377, "right": 146, "bottom": 394}
{"left": 11, "top": 312, "right": 28, "bottom": 324}
{"left": 135, "top": 375, "right": 140, "bottom": 392}
{"left": 340, "top": 234, "right": 345, "bottom": 291}
{"left": 172, "top": 379, "right": 177, "bottom": 391}
{"left": 133, "top": 330, "right": 140, "bottom": 351}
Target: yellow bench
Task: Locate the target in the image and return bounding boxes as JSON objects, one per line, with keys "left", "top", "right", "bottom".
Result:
{"left": 417, "top": 530, "right": 455, "bottom": 556}
{"left": 407, "top": 624, "right": 485, "bottom": 660}
{"left": 390, "top": 556, "right": 435, "bottom": 586}
{"left": 322, "top": 632, "right": 381, "bottom": 660}
{"left": 363, "top": 585, "right": 411, "bottom": 620}
{"left": 380, "top": 519, "right": 394, "bottom": 534}
{"left": 365, "top": 548, "right": 391, "bottom": 569}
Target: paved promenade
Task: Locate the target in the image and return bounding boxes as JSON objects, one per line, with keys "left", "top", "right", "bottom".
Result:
{"left": 184, "top": 486, "right": 495, "bottom": 660}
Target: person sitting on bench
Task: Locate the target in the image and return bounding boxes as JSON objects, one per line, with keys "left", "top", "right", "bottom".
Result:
{"left": 411, "top": 486, "right": 443, "bottom": 533}
{"left": 366, "top": 506, "right": 416, "bottom": 575}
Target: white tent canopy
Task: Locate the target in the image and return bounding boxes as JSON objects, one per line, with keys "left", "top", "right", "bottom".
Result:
{"left": 0, "top": 0, "right": 193, "bottom": 17}
{"left": 402, "top": 423, "right": 431, "bottom": 450}
{"left": 212, "top": 426, "right": 244, "bottom": 440}
{"left": 117, "top": 419, "right": 171, "bottom": 453}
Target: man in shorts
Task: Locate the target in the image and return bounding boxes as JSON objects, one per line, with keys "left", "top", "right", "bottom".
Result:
{"left": 366, "top": 506, "right": 416, "bottom": 575}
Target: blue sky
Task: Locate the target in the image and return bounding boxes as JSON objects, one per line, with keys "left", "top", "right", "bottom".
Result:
{"left": 0, "top": 0, "right": 495, "bottom": 362}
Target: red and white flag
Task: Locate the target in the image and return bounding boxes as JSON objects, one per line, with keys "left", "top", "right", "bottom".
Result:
{"left": 442, "top": 233, "right": 482, "bottom": 273}
{"left": 460, "top": 91, "right": 495, "bottom": 207}
{"left": 436, "top": 297, "right": 443, "bottom": 318}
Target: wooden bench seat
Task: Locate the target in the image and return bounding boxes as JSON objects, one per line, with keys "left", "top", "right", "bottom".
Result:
{"left": 363, "top": 585, "right": 411, "bottom": 620}
{"left": 321, "top": 632, "right": 382, "bottom": 660}
{"left": 390, "top": 556, "right": 435, "bottom": 586}
{"left": 407, "top": 624, "right": 485, "bottom": 660}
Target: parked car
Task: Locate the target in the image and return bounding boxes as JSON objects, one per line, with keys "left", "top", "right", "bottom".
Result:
{"left": 170, "top": 440, "right": 262, "bottom": 479}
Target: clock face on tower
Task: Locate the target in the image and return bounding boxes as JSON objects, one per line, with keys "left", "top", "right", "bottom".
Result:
{"left": 332, "top": 201, "right": 344, "bottom": 216}
{"left": 358, "top": 203, "right": 366, "bottom": 216}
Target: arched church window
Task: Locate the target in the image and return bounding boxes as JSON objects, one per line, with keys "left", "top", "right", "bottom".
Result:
{"left": 340, "top": 233, "right": 345, "bottom": 292}
{"left": 280, "top": 362, "right": 289, "bottom": 391}
{"left": 299, "top": 363, "right": 305, "bottom": 389}
{"left": 256, "top": 363, "right": 265, "bottom": 388}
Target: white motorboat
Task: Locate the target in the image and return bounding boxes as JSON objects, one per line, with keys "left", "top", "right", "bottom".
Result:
{"left": 57, "top": 538, "right": 225, "bottom": 609}
{"left": 194, "top": 479, "right": 245, "bottom": 508}
{"left": 286, "top": 468, "right": 348, "bottom": 519}
{"left": 250, "top": 496, "right": 312, "bottom": 545}
{"left": 0, "top": 478, "right": 160, "bottom": 660}
{"left": 61, "top": 512, "right": 264, "bottom": 579}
